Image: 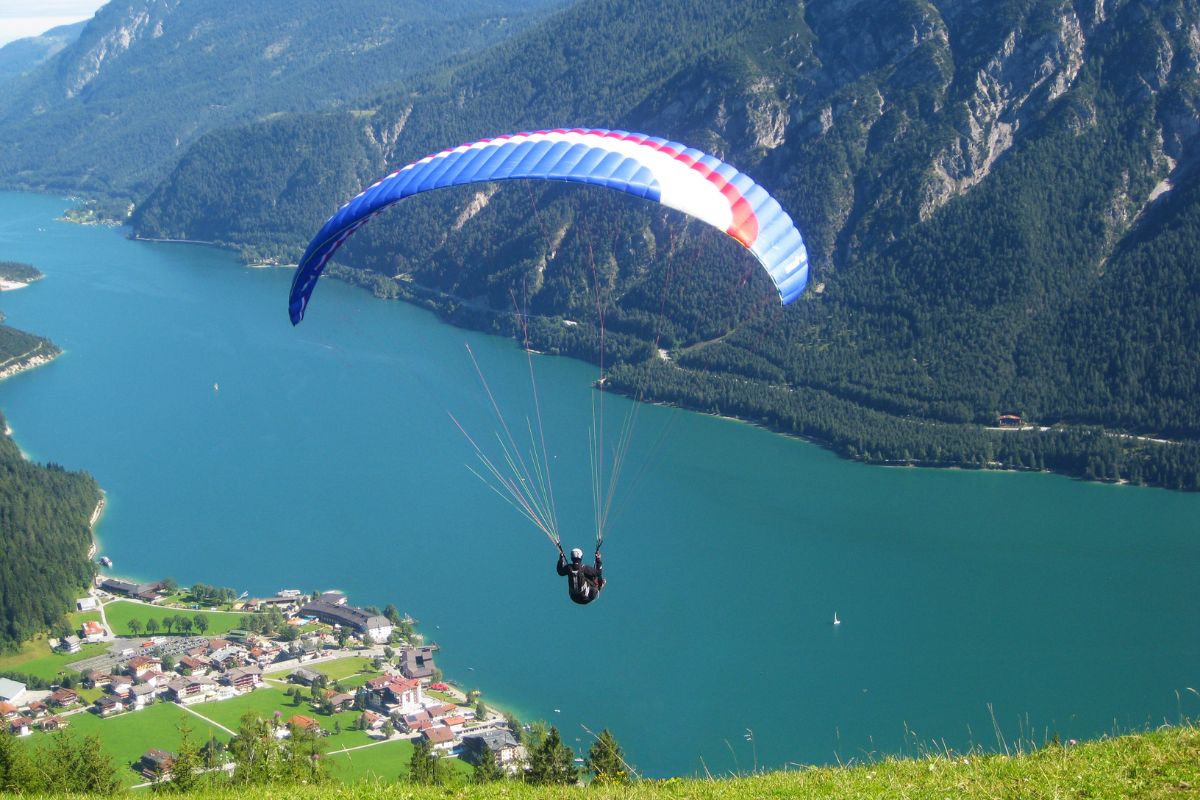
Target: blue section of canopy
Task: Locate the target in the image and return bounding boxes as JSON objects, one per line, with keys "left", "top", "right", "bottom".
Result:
{"left": 289, "top": 130, "right": 809, "bottom": 324}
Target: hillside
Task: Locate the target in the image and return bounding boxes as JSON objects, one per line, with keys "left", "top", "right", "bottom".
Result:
{"left": 127, "top": 0, "right": 1200, "bottom": 490}
{"left": 0, "top": 411, "right": 101, "bottom": 649}
{"left": 0, "top": 0, "right": 569, "bottom": 199}
{"left": 8, "top": 726, "right": 1200, "bottom": 798}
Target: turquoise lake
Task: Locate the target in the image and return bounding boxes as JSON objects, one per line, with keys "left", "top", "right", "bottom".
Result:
{"left": 1, "top": 191, "right": 1197, "bottom": 776}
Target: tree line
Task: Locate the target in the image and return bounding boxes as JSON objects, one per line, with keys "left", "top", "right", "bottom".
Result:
{"left": 0, "top": 712, "right": 633, "bottom": 792}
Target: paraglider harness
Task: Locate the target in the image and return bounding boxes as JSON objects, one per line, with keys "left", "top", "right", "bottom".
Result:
{"left": 557, "top": 544, "right": 604, "bottom": 605}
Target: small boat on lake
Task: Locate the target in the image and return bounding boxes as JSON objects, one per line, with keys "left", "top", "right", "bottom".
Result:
{"left": 833, "top": 612, "right": 841, "bottom": 626}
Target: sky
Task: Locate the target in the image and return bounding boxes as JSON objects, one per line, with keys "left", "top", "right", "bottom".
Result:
{"left": 0, "top": 0, "right": 105, "bottom": 47}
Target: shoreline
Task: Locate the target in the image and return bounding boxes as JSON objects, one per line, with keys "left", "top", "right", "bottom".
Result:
{"left": 0, "top": 345, "right": 61, "bottom": 382}
{"left": 88, "top": 493, "right": 107, "bottom": 562}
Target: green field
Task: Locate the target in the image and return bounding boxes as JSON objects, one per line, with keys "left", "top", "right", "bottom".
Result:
{"left": 325, "top": 738, "right": 416, "bottom": 783}
{"left": 67, "top": 609, "right": 102, "bottom": 629}
{"left": 0, "top": 635, "right": 112, "bottom": 681}
{"left": 311, "top": 657, "right": 378, "bottom": 682}
{"left": 102, "top": 600, "right": 246, "bottom": 638}
{"left": 193, "top": 687, "right": 374, "bottom": 747}
{"left": 323, "top": 738, "right": 471, "bottom": 784}
{"left": 263, "top": 656, "right": 383, "bottom": 689}
{"left": 20, "top": 702, "right": 229, "bottom": 787}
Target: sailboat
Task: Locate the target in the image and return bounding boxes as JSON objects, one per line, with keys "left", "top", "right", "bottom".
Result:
{"left": 833, "top": 612, "right": 841, "bottom": 626}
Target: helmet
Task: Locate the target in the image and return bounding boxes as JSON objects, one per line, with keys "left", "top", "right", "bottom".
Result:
{"left": 570, "top": 548, "right": 583, "bottom": 561}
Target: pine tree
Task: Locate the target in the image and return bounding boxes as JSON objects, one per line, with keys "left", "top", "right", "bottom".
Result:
{"left": 408, "top": 737, "right": 443, "bottom": 785}
{"left": 525, "top": 726, "right": 577, "bottom": 785}
{"left": 0, "top": 728, "right": 42, "bottom": 792}
{"left": 586, "top": 728, "right": 629, "bottom": 785}
{"left": 163, "top": 721, "right": 202, "bottom": 792}
{"left": 41, "top": 732, "right": 119, "bottom": 794}
{"left": 471, "top": 749, "right": 505, "bottom": 784}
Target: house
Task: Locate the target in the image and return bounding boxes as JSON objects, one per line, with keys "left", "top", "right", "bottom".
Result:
{"left": 328, "top": 692, "right": 356, "bottom": 713}
{"left": 177, "top": 655, "right": 210, "bottom": 676}
{"left": 76, "top": 597, "right": 98, "bottom": 611}
{"left": 298, "top": 598, "right": 393, "bottom": 643}
{"left": 127, "top": 655, "right": 161, "bottom": 676}
{"left": 208, "top": 646, "right": 247, "bottom": 669}
{"left": 441, "top": 715, "right": 467, "bottom": 732}
{"left": 360, "top": 710, "right": 386, "bottom": 731}
{"left": 400, "top": 645, "right": 439, "bottom": 680}
{"left": 421, "top": 725, "right": 456, "bottom": 752}
{"left": 57, "top": 635, "right": 82, "bottom": 653}
{"left": 364, "top": 677, "right": 423, "bottom": 716}
{"left": 24, "top": 701, "right": 47, "bottom": 719}
{"left": 244, "top": 596, "right": 298, "bottom": 613}
{"left": 8, "top": 717, "right": 32, "bottom": 736}
{"left": 134, "top": 584, "right": 166, "bottom": 603}
{"left": 288, "top": 715, "right": 322, "bottom": 735}
{"left": 289, "top": 667, "right": 324, "bottom": 686}
{"left": 0, "top": 702, "right": 16, "bottom": 719}
{"left": 49, "top": 688, "right": 80, "bottom": 707}
{"left": 99, "top": 578, "right": 139, "bottom": 597}
{"left": 0, "top": 679, "right": 27, "bottom": 705}
{"left": 166, "top": 677, "right": 215, "bottom": 705}
{"left": 425, "top": 702, "right": 456, "bottom": 718}
{"left": 80, "top": 620, "right": 106, "bottom": 642}
{"left": 140, "top": 670, "right": 168, "bottom": 688}
{"left": 998, "top": 414, "right": 1023, "bottom": 427}
{"left": 399, "top": 710, "right": 433, "bottom": 733}
{"left": 139, "top": 749, "right": 175, "bottom": 780}
{"left": 384, "top": 678, "right": 421, "bottom": 710}
{"left": 109, "top": 676, "right": 133, "bottom": 697}
{"left": 38, "top": 716, "right": 65, "bottom": 733}
{"left": 461, "top": 730, "right": 525, "bottom": 772}
{"left": 131, "top": 684, "right": 158, "bottom": 708}
{"left": 83, "top": 671, "right": 113, "bottom": 690}
{"left": 222, "top": 667, "right": 262, "bottom": 693}
{"left": 94, "top": 696, "right": 122, "bottom": 717}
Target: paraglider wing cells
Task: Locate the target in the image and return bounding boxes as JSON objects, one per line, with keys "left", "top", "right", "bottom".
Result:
{"left": 288, "top": 128, "right": 809, "bottom": 324}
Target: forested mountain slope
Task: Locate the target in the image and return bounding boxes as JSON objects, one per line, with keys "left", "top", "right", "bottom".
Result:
{"left": 0, "top": 0, "right": 568, "bottom": 199}
{"left": 130, "top": 0, "right": 1200, "bottom": 489}
{"left": 0, "top": 411, "right": 101, "bottom": 650}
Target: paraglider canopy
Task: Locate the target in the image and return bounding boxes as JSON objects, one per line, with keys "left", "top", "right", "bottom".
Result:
{"left": 289, "top": 128, "right": 809, "bottom": 324}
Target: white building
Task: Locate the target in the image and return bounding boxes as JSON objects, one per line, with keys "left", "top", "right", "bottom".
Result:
{"left": 0, "top": 678, "right": 27, "bottom": 705}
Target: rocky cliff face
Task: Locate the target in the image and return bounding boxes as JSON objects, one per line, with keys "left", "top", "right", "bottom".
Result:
{"left": 62, "top": 0, "right": 180, "bottom": 99}
{"left": 922, "top": 4, "right": 1087, "bottom": 217}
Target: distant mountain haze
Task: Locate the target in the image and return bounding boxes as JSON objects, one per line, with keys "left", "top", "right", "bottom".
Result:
{"left": 0, "top": 21, "right": 87, "bottom": 82}
{"left": 0, "top": 0, "right": 570, "bottom": 196}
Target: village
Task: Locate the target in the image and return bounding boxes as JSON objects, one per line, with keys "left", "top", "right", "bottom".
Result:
{"left": 0, "top": 578, "right": 526, "bottom": 785}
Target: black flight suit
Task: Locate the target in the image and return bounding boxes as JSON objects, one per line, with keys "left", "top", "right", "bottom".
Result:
{"left": 556, "top": 551, "right": 604, "bottom": 605}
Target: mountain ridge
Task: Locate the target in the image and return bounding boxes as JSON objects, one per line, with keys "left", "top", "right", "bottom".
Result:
{"left": 11, "top": 0, "right": 1200, "bottom": 489}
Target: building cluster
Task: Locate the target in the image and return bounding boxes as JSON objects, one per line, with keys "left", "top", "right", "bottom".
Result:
{"left": 81, "top": 637, "right": 268, "bottom": 716}
{"left": 241, "top": 590, "right": 395, "bottom": 644}
{"left": 283, "top": 654, "right": 525, "bottom": 771}
{"left": 0, "top": 678, "right": 68, "bottom": 737}
{"left": 17, "top": 585, "right": 527, "bottom": 779}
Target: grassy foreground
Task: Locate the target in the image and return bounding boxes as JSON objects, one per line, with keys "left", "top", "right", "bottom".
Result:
{"left": 20, "top": 725, "right": 1200, "bottom": 798}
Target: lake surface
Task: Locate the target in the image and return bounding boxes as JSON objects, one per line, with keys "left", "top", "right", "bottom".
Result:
{"left": 2, "top": 191, "right": 1198, "bottom": 776}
